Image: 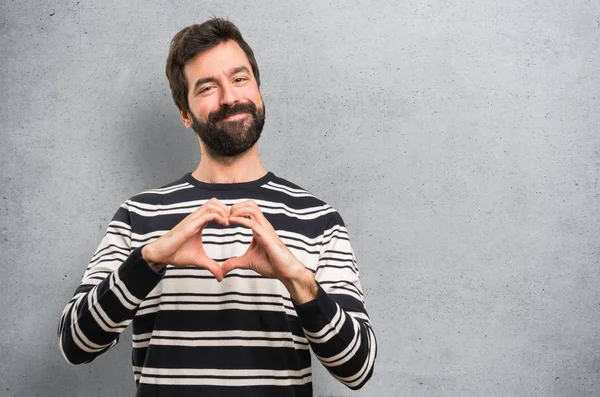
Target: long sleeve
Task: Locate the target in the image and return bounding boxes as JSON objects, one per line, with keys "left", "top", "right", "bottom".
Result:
{"left": 57, "top": 204, "right": 164, "bottom": 365}
{"left": 293, "top": 211, "right": 377, "bottom": 389}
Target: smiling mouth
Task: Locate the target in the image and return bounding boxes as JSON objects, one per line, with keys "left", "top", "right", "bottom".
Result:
{"left": 220, "top": 112, "right": 249, "bottom": 122}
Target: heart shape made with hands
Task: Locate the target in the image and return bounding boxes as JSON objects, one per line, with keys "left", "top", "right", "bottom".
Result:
{"left": 206, "top": 200, "right": 317, "bottom": 303}
{"left": 209, "top": 199, "right": 300, "bottom": 282}
{"left": 144, "top": 198, "right": 304, "bottom": 284}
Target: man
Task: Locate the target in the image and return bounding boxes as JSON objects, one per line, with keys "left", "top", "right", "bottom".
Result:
{"left": 58, "top": 17, "right": 377, "bottom": 397}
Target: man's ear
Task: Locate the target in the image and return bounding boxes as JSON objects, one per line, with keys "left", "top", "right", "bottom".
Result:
{"left": 179, "top": 108, "right": 193, "bottom": 129}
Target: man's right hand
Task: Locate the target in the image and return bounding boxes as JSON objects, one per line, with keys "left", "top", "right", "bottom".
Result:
{"left": 141, "top": 198, "right": 231, "bottom": 281}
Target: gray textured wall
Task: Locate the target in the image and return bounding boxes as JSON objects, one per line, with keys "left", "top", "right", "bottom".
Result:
{"left": 1, "top": 1, "right": 598, "bottom": 396}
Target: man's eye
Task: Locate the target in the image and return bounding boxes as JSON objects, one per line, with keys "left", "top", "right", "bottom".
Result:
{"left": 233, "top": 77, "right": 247, "bottom": 83}
{"left": 200, "top": 86, "right": 214, "bottom": 94}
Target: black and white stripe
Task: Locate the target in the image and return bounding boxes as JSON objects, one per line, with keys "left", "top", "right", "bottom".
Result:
{"left": 58, "top": 171, "right": 376, "bottom": 395}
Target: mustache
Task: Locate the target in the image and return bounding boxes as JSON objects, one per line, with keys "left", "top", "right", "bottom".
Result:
{"left": 208, "top": 102, "right": 258, "bottom": 122}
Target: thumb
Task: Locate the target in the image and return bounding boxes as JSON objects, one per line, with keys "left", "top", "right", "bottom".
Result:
{"left": 195, "top": 257, "right": 224, "bottom": 282}
{"left": 222, "top": 255, "right": 251, "bottom": 277}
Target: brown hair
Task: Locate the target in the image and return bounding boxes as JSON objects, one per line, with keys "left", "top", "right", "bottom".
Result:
{"left": 165, "top": 17, "right": 261, "bottom": 113}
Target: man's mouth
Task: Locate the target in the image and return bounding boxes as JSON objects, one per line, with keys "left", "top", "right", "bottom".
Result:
{"left": 220, "top": 112, "right": 249, "bottom": 122}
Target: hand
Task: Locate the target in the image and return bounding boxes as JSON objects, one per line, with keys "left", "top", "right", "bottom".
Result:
{"left": 221, "top": 200, "right": 317, "bottom": 303}
{"left": 141, "top": 198, "right": 230, "bottom": 281}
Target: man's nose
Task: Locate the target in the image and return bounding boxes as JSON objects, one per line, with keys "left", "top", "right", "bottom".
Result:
{"left": 219, "top": 84, "right": 239, "bottom": 107}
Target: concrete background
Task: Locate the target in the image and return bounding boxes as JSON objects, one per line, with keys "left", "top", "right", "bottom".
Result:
{"left": 1, "top": 0, "right": 599, "bottom": 396}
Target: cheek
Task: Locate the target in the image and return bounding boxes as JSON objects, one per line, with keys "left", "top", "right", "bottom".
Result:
{"left": 249, "top": 90, "right": 263, "bottom": 108}
{"left": 239, "top": 83, "right": 261, "bottom": 103}
{"left": 201, "top": 106, "right": 213, "bottom": 118}
{"left": 195, "top": 102, "right": 217, "bottom": 121}
{"left": 190, "top": 94, "right": 220, "bottom": 118}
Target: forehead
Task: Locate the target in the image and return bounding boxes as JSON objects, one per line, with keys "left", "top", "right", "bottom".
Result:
{"left": 183, "top": 40, "right": 252, "bottom": 86}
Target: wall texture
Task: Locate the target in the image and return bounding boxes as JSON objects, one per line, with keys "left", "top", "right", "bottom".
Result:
{"left": 1, "top": 1, "right": 599, "bottom": 396}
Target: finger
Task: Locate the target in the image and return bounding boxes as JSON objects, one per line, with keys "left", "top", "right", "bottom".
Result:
{"left": 229, "top": 200, "right": 259, "bottom": 216}
{"left": 195, "top": 257, "right": 224, "bottom": 282}
{"left": 230, "top": 201, "right": 271, "bottom": 227}
{"left": 229, "top": 216, "right": 272, "bottom": 246}
{"left": 230, "top": 208, "right": 269, "bottom": 233}
{"left": 199, "top": 202, "right": 231, "bottom": 222}
{"left": 228, "top": 215, "right": 256, "bottom": 230}
{"left": 181, "top": 212, "right": 229, "bottom": 236}
{"left": 206, "top": 198, "right": 231, "bottom": 217}
{"left": 188, "top": 199, "right": 230, "bottom": 222}
{"left": 230, "top": 204, "right": 261, "bottom": 221}
{"left": 221, "top": 255, "right": 251, "bottom": 277}
{"left": 198, "top": 212, "right": 230, "bottom": 229}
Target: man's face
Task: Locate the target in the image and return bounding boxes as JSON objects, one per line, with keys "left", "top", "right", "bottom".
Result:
{"left": 182, "top": 40, "right": 265, "bottom": 158}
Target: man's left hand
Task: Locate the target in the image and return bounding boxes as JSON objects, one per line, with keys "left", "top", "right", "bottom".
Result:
{"left": 221, "top": 200, "right": 318, "bottom": 303}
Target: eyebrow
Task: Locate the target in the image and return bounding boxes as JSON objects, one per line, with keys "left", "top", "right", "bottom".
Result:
{"left": 193, "top": 66, "right": 250, "bottom": 93}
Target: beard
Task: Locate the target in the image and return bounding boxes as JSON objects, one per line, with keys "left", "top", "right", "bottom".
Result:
{"left": 191, "top": 101, "right": 265, "bottom": 158}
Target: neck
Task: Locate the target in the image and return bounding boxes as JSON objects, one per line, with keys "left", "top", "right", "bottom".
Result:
{"left": 192, "top": 143, "right": 267, "bottom": 184}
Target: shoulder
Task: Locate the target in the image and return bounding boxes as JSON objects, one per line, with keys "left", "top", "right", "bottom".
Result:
{"left": 265, "top": 173, "right": 346, "bottom": 228}
{"left": 264, "top": 173, "right": 327, "bottom": 207}
{"left": 121, "top": 174, "right": 194, "bottom": 210}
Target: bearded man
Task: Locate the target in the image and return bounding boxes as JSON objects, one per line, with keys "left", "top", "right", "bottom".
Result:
{"left": 58, "top": 17, "right": 377, "bottom": 397}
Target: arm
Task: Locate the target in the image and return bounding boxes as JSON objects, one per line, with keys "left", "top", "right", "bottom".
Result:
{"left": 57, "top": 204, "right": 164, "bottom": 365}
{"left": 57, "top": 197, "right": 231, "bottom": 364}
{"left": 293, "top": 211, "right": 377, "bottom": 390}
{"left": 221, "top": 201, "right": 377, "bottom": 390}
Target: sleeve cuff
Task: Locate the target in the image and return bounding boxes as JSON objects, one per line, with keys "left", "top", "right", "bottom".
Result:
{"left": 117, "top": 245, "right": 165, "bottom": 301}
{"left": 293, "top": 283, "right": 339, "bottom": 333}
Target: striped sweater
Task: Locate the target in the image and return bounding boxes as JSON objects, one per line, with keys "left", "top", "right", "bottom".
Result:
{"left": 58, "top": 171, "right": 377, "bottom": 396}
